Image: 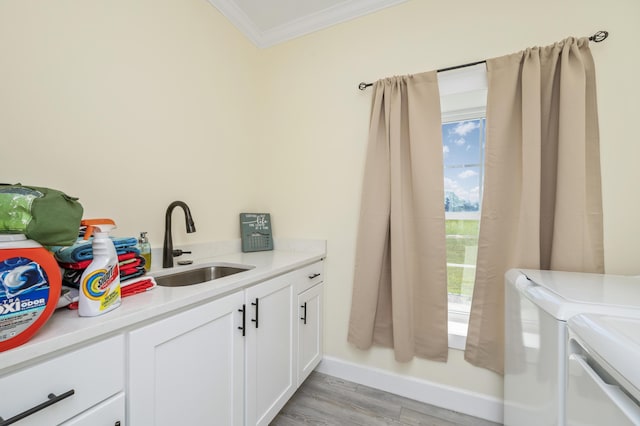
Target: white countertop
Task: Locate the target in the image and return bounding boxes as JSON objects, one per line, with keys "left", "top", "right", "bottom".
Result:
{"left": 0, "top": 238, "right": 326, "bottom": 373}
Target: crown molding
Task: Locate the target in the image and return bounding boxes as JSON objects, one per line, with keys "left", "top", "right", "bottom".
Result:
{"left": 207, "top": 0, "right": 408, "bottom": 48}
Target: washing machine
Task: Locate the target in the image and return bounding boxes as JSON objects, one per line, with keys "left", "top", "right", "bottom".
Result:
{"left": 504, "top": 269, "right": 640, "bottom": 426}
{"left": 567, "top": 313, "right": 640, "bottom": 425}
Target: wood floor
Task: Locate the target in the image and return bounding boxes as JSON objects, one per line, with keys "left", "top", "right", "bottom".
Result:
{"left": 271, "top": 372, "right": 502, "bottom": 426}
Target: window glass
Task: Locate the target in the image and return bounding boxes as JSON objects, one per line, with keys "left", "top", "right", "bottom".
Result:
{"left": 442, "top": 118, "right": 485, "bottom": 312}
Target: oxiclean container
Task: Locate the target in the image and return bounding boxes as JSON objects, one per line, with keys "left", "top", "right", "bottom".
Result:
{"left": 0, "top": 234, "right": 61, "bottom": 352}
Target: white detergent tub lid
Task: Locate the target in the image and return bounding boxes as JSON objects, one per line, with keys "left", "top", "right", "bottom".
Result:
{"left": 0, "top": 234, "right": 43, "bottom": 249}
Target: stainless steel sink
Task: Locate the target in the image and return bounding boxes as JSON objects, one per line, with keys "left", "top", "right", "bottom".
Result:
{"left": 154, "top": 264, "right": 253, "bottom": 287}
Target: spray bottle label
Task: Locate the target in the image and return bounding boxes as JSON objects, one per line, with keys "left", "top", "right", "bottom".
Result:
{"left": 81, "top": 264, "right": 121, "bottom": 311}
{"left": 0, "top": 257, "right": 50, "bottom": 343}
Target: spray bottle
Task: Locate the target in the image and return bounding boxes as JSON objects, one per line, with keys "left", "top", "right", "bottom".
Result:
{"left": 78, "top": 218, "right": 121, "bottom": 317}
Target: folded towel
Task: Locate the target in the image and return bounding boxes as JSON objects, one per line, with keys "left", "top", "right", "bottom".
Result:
{"left": 120, "top": 268, "right": 145, "bottom": 282}
{"left": 52, "top": 237, "right": 139, "bottom": 263}
{"left": 62, "top": 276, "right": 157, "bottom": 310}
{"left": 61, "top": 255, "right": 146, "bottom": 287}
{"left": 58, "top": 251, "right": 139, "bottom": 270}
{"left": 121, "top": 276, "right": 157, "bottom": 296}
{"left": 119, "top": 257, "right": 144, "bottom": 270}
{"left": 63, "top": 267, "right": 146, "bottom": 286}
{"left": 62, "top": 268, "right": 83, "bottom": 288}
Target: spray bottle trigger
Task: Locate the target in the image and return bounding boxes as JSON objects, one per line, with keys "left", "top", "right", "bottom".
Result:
{"left": 81, "top": 218, "right": 117, "bottom": 240}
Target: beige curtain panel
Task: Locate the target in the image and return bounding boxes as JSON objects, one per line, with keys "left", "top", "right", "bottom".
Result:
{"left": 465, "top": 37, "right": 604, "bottom": 374}
{"left": 348, "top": 72, "right": 449, "bottom": 362}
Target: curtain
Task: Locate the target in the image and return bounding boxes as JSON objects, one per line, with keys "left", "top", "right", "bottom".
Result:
{"left": 348, "top": 72, "right": 449, "bottom": 362}
{"left": 465, "top": 37, "right": 604, "bottom": 374}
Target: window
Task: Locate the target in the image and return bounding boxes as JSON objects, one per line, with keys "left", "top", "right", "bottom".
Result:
{"left": 438, "top": 64, "right": 487, "bottom": 348}
{"left": 443, "top": 118, "right": 485, "bottom": 340}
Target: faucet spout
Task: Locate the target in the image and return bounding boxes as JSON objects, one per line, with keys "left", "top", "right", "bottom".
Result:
{"left": 163, "top": 201, "right": 196, "bottom": 268}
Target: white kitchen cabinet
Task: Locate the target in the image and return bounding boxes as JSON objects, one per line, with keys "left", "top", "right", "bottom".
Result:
{"left": 297, "top": 282, "right": 323, "bottom": 386}
{"left": 244, "top": 273, "right": 297, "bottom": 426}
{"left": 0, "top": 253, "right": 325, "bottom": 426}
{"left": 127, "top": 261, "right": 324, "bottom": 426}
{"left": 127, "top": 291, "right": 245, "bottom": 426}
{"left": 295, "top": 261, "right": 324, "bottom": 387}
{"left": 0, "top": 336, "right": 124, "bottom": 426}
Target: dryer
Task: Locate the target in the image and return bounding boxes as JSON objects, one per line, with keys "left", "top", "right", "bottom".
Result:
{"left": 567, "top": 313, "right": 640, "bottom": 425}
{"left": 504, "top": 269, "right": 640, "bottom": 426}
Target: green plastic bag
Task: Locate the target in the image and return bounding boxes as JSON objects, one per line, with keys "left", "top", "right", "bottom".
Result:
{"left": 0, "top": 184, "right": 84, "bottom": 246}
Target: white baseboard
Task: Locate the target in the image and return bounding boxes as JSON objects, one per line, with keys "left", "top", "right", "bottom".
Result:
{"left": 316, "top": 356, "right": 504, "bottom": 424}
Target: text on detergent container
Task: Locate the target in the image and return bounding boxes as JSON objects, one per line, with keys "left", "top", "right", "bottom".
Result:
{"left": 0, "top": 296, "right": 47, "bottom": 316}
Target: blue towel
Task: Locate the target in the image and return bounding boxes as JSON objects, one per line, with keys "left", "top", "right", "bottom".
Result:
{"left": 121, "top": 269, "right": 145, "bottom": 282}
{"left": 52, "top": 237, "right": 139, "bottom": 263}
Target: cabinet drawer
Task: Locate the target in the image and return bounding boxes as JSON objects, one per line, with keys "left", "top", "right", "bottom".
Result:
{"left": 296, "top": 261, "right": 324, "bottom": 294}
{"left": 61, "top": 393, "right": 125, "bottom": 426}
{"left": 0, "top": 335, "right": 124, "bottom": 426}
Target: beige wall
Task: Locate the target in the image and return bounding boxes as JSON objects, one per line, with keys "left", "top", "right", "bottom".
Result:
{"left": 0, "top": 0, "right": 261, "bottom": 243}
{"left": 1, "top": 0, "right": 638, "bottom": 401}
{"left": 256, "top": 0, "right": 640, "bottom": 399}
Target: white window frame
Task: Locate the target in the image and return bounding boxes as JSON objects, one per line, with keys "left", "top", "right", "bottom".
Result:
{"left": 438, "top": 64, "right": 487, "bottom": 350}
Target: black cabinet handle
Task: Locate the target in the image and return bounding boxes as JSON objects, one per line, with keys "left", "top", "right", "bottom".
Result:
{"left": 0, "top": 389, "right": 75, "bottom": 426}
{"left": 308, "top": 273, "right": 320, "bottom": 279}
{"left": 300, "top": 302, "right": 308, "bottom": 324}
{"left": 238, "top": 304, "right": 246, "bottom": 336}
{"left": 251, "top": 298, "right": 259, "bottom": 328}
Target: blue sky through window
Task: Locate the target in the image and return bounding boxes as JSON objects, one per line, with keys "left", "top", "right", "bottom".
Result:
{"left": 442, "top": 119, "right": 485, "bottom": 212}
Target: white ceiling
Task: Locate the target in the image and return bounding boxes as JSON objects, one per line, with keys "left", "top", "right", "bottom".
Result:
{"left": 207, "top": 0, "right": 408, "bottom": 48}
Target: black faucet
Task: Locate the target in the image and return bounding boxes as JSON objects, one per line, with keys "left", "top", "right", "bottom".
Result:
{"left": 163, "top": 201, "right": 196, "bottom": 268}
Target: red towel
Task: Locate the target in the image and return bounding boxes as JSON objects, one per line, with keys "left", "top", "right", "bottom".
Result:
{"left": 67, "top": 277, "right": 157, "bottom": 309}
{"left": 121, "top": 277, "right": 156, "bottom": 297}
{"left": 59, "top": 252, "right": 138, "bottom": 270}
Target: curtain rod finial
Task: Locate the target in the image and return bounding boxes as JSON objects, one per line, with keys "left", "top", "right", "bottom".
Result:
{"left": 359, "top": 82, "right": 372, "bottom": 91}
{"left": 589, "top": 30, "right": 608, "bottom": 42}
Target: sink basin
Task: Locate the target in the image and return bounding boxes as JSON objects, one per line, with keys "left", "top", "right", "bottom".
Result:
{"left": 154, "top": 264, "right": 253, "bottom": 287}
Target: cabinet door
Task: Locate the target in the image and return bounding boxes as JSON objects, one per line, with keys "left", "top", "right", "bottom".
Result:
{"left": 297, "top": 282, "right": 323, "bottom": 386}
{"left": 128, "top": 291, "right": 244, "bottom": 426}
{"left": 245, "top": 274, "right": 297, "bottom": 426}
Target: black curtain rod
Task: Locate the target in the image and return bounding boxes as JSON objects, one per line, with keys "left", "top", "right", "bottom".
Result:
{"left": 357, "top": 30, "right": 609, "bottom": 91}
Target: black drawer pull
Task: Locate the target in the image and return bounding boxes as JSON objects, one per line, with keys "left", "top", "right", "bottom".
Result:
{"left": 238, "top": 304, "right": 246, "bottom": 336}
{"left": 300, "top": 302, "right": 308, "bottom": 324}
{"left": 308, "top": 273, "right": 321, "bottom": 279}
{"left": 251, "top": 298, "right": 259, "bottom": 328}
{"left": 0, "top": 389, "right": 75, "bottom": 426}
